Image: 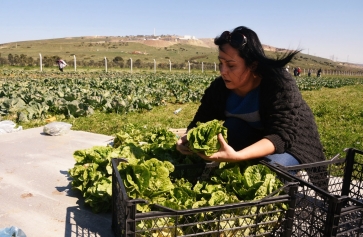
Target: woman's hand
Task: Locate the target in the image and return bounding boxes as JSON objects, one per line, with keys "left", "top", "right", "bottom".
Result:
{"left": 198, "top": 133, "right": 240, "bottom": 162}
{"left": 176, "top": 134, "right": 193, "bottom": 155}
{"left": 178, "top": 133, "right": 275, "bottom": 162}
{"left": 199, "top": 135, "right": 276, "bottom": 162}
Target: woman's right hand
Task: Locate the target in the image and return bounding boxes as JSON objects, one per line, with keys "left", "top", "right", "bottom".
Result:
{"left": 176, "top": 134, "right": 193, "bottom": 155}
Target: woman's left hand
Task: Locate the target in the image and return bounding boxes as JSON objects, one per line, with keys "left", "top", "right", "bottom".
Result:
{"left": 197, "top": 133, "right": 240, "bottom": 162}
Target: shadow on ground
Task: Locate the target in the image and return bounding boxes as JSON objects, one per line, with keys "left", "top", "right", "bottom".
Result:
{"left": 57, "top": 170, "right": 114, "bottom": 237}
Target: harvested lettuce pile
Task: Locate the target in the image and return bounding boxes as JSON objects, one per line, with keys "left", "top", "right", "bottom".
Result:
{"left": 118, "top": 160, "right": 286, "bottom": 212}
{"left": 187, "top": 119, "right": 228, "bottom": 156}
{"left": 69, "top": 123, "right": 286, "bottom": 213}
{"left": 117, "top": 159, "right": 288, "bottom": 236}
{"left": 68, "top": 124, "right": 289, "bottom": 235}
{"left": 68, "top": 124, "right": 200, "bottom": 213}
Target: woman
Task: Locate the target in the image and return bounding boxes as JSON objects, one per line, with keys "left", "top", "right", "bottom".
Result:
{"left": 176, "top": 26, "right": 326, "bottom": 170}
{"left": 56, "top": 59, "right": 67, "bottom": 72}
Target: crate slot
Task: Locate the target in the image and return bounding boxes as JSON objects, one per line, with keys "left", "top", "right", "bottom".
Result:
{"left": 262, "top": 148, "right": 363, "bottom": 236}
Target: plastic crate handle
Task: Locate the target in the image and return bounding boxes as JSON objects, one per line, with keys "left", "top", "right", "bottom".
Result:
{"left": 260, "top": 182, "right": 299, "bottom": 201}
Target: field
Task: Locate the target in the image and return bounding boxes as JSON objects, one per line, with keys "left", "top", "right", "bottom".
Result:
{"left": 1, "top": 69, "right": 363, "bottom": 159}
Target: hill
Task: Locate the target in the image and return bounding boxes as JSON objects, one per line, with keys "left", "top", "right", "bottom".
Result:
{"left": 0, "top": 35, "right": 362, "bottom": 72}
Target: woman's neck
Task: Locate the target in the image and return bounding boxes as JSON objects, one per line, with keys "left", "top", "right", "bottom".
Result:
{"left": 233, "top": 76, "right": 261, "bottom": 97}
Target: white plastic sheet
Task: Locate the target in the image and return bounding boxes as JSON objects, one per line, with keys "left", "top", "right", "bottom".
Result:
{"left": 0, "top": 120, "right": 23, "bottom": 134}
{"left": 43, "top": 121, "right": 72, "bottom": 136}
{"left": 0, "top": 226, "right": 26, "bottom": 237}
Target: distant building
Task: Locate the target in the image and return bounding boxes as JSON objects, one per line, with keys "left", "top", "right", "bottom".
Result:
{"left": 178, "top": 35, "right": 197, "bottom": 40}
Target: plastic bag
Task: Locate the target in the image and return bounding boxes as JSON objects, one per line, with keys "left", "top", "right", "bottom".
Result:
{"left": 0, "top": 226, "right": 27, "bottom": 237}
{"left": 0, "top": 120, "right": 23, "bottom": 134}
{"left": 43, "top": 122, "right": 72, "bottom": 136}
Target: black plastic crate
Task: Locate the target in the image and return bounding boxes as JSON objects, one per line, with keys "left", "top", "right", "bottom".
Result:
{"left": 111, "top": 158, "right": 299, "bottom": 237}
{"left": 261, "top": 148, "right": 363, "bottom": 237}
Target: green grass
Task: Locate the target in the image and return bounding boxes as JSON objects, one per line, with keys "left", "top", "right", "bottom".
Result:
{"left": 15, "top": 84, "right": 363, "bottom": 160}
{"left": 65, "top": 102, "right": 199, "bottom": 135}
{"left": 302, "top": 85, "right": 363, "bottom": 157}
{"left": 18, "top": 102, "right": 199, "bottom": 134}
{"left": 0, "top": 38, "right": 218, "bottom": 65}
{"left": 1, "top": 36, "right": 362, "bottom": 73}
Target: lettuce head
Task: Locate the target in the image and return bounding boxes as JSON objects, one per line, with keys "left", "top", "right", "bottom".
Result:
{"left": 187, "top": 120, "right": 228, "bottom": 156}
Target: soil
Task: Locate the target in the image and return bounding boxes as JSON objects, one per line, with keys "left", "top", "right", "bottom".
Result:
{"left": 134, "top": 37, "right": 279, "bottom": 52}
{"left": 139, "top": 38, "right": 217, "bottom": 49}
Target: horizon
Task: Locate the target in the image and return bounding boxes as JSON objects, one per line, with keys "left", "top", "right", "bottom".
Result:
{"left": 1, "top": 0, "right": 363, "bottom": 64}
{"left": 2, "top": 34, "right": 362, "bottom": 67}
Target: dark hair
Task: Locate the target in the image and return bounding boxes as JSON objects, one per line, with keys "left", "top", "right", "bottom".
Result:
{"left": 214, "top": 26, "right": 300, "bottom": 78}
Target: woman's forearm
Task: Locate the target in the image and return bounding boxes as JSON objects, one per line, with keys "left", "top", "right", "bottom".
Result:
{"left": 205, "top": 136, "right": 276, "bottom": 162}
{"left": 236, "top": 138, "right": 275, "bottom": 160}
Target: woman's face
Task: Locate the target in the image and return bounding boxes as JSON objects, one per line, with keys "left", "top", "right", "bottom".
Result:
{"left": 218, "top": 44, "right": 259, "bottom": 96}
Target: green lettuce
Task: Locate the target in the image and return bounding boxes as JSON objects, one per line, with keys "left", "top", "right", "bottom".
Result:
{"left": 118, "top": 158, "right": 175, "bottom": 212}
{"left": 211, "top": 163, "right": 284, "bottom": 201}
{"left": 187, "top": 120, "right": 228, "bottom": 156}
{"left": 68, "top": 122, "right": 287, "bottom": 231}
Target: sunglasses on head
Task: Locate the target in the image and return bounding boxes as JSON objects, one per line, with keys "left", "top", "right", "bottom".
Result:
{"left": 221, "top": 31, "right": 247, "bottom": 48}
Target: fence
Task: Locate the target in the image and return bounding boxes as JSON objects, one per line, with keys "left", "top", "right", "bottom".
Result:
{"left": 37, "top": 54, "right": 219, "bottom": 74}
{"left": 33, "top": 54, "right": 363, "bottom": 76}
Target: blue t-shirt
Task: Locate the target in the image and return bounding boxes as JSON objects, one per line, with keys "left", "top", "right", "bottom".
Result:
{"left": 225, "top": 86, "right": 263, "bottom": 130}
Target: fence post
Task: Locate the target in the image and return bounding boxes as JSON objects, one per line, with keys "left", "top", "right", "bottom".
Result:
{"left": 169, "top": 59, "right": 171, "bottom": 72}
{"left": 188, "top": 61, "right": 190, "bottom": 74}
{"left": 74, "top": 55, "right": 76, "bottom": 72}
{"left": 39, "top": 53, "right": 42, "bottom": 72}
{"left": 130, "top": 58, "right": 133, "bottom": 73}
{"left": 104, "top": 57, "right": 107, "bottom": 72}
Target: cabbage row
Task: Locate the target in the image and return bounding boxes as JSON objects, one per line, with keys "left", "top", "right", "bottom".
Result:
{"left": 1, "top": 71, "right": 362, "bottom": 121}
{"left": 0, "top": 72, "right": 214, "bottom": 121}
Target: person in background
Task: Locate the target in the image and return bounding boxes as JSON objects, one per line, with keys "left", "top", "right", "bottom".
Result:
{"left": 317, "top": 68, "right": 322, "bottom": 77}
{"left": 176, "top": 26, "right": 326, "bottom": 187}
{"left": 297, "top": 67, "right": 301, "bottom": 76}
{"left": 308, "top": 69, "right": 311, "bottom": 77}
{"left": 293, "top": 67, "right": 298, "bottom": 76}
{"left": 56, "top": 59, "right": 67, "bottom": 72}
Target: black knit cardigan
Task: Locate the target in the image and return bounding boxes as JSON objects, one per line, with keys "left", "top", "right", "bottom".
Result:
{"left": 187, "top": 72, "right": 326, "bottom": 165}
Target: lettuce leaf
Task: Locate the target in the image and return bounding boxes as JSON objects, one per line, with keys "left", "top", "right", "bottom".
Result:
{"left": 187, "top": 120, "right": 228, "bottom": 156}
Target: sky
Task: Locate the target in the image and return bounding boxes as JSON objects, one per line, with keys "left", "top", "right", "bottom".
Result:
{"left": 1, "top": 0, "right": 363, "bottom": 64}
